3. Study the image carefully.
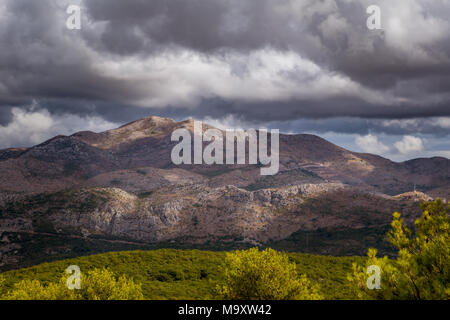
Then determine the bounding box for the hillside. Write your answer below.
[0,183,424,271]
[0,249,366,300]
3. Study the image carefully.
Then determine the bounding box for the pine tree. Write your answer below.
[349,199,449,299]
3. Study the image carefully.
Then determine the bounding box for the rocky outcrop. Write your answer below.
[0,183,424,247]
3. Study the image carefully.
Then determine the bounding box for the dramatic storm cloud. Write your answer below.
[0,0,449,160]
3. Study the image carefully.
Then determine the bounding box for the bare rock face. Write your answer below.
[0,182,424,248]
[252,183,345,205]
[153,199,185,225]
[393,191,433,202]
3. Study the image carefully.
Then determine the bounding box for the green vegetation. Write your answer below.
[2,200,447,300]
[0,249,364,300]
[0,276,5,297]
[137,191,153,199]
[216,248,322,300]
[269,225,394,257]
[3,268,143,300]
[136,169,147,175]
[350,199,449,300]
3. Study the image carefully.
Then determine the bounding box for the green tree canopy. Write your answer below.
[216,247,322,300]
[349,199,449,300]
[2,268,143,300]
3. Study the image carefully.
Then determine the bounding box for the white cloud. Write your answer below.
[434,117,450,129]
[394,135,424,155]
[382,0,450,60]
[91,48,390,108]
[355,134,390,154]
[378,117,450,135]
[433,150,450,158]
[199,115,252,131]
[0,107,118,148]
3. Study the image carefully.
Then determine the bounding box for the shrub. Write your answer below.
[1,268,143,300]
[0,276,6,297]
[216,248,322,300]
[3,277,77,300]
[79,269,143,300]
[138,191,153,198]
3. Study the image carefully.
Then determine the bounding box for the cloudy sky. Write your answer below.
[0,0,449,161]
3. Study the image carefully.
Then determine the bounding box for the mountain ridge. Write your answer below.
[0,115,448,270]
[0,115,448,197]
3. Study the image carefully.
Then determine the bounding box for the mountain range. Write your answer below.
[0,116,448,271]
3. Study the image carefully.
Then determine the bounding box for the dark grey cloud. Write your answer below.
[81,0,450,89]
[0,106,12,126]
[0,0,449,157]
[0,0,147,107]
[38,99,158,124]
